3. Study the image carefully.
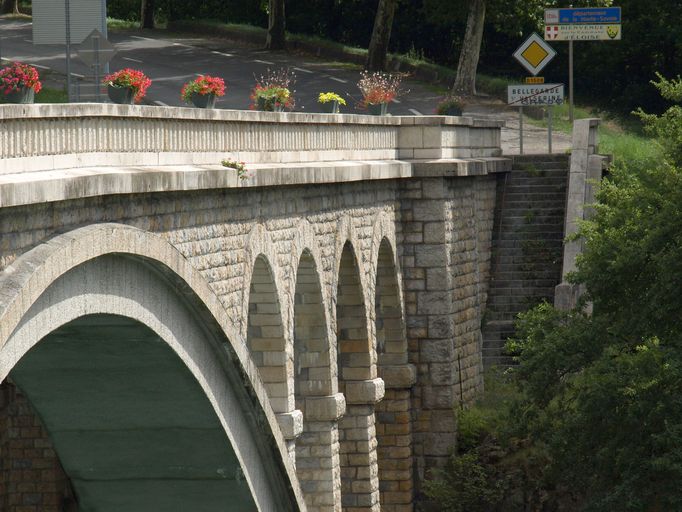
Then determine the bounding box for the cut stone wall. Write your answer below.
[0,105,509,510]
[398,175,498,486]
[0,382,72,512]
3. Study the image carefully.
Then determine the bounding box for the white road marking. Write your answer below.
[172,42,190,47]
[70,73,85,78]
[23,39,32,43]
[32,64,50,70]
[393,99,401,104]
[154,100,168,106]
[327,76,347,83]
[130,35,156,41]
[212,51,234,57]
[294,67,313,74]
[254,59,275,65]
[409,108,422,116]
[122,57,143,63]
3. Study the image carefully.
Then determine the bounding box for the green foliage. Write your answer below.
[634,74,682,167]
[428,80,682,511]
[508,80,682,510]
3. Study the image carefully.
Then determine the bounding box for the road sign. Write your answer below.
[77,29,116,67]
[525,77,545,84]
[513,33,556,76]
[507,84,564,106]
[545,7,621,25]
[545,24,621,41]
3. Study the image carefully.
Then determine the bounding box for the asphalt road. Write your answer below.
[0,18,572,153]
[0,19,443,115]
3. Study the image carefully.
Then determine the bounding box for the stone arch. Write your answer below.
[0,224,304,512]
[373,237,415,512]
[336,240,384,512]
[245,253,292,415]
[292,246,344,511]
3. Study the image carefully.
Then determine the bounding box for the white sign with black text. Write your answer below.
[507,84,565,106]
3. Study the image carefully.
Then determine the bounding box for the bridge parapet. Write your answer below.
[0,104,502,174]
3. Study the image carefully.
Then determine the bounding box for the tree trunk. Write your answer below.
[452,0,486,96]
[366,0,398,71]
[265,0,286,50]
[141,0,155,29]
[0,0,19,15]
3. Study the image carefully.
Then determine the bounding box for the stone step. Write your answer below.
[502,199,570,210]
[489,278,558,289]
[494,231,565,242]
[503,185,567,195]
[488,286,556,297]
[507,176,568,186]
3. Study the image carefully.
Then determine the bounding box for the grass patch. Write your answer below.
[524,102,661,168]
[35,87,68,103]
[107,17,140,30]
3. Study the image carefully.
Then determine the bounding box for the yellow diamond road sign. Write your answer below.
[513,32,556,76]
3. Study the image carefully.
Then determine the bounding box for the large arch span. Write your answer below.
[0,224,305,511]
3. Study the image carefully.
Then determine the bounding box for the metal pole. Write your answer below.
[65,0,72,102]
[94,36,101,102]
[568,39,574,123]
[102,0,110,74]
[519,106,524,155]
[547,107,552,151]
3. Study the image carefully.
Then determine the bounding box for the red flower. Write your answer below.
[103,68,152,103]
[180,75,226,103]
[0,62,42,95]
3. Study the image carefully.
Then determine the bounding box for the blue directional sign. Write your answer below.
[557,7,621,24]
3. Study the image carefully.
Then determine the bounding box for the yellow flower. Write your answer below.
[318,92,347,106]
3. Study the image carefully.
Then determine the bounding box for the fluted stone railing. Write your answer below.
[0,104,503,174]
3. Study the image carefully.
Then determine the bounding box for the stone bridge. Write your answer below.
[0,104,510,511]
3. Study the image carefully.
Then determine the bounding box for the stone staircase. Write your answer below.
[482,154,570,368]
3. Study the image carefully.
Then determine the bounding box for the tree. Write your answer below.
[451,0,486,95]
[1,0,19,15]
[265,0,286,50]
[141,0,155,29]
[366,0,398,71]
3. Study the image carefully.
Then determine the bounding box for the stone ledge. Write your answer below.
[379,365,417,389]
[0,103,504,128]
[345,378,385,404]
[276,410,304,440]
[0,158,510,208]
[304,393,346,421]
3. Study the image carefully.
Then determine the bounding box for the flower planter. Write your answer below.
[190,92,217,109]
[368,102,388,116]
[441,106,463,116]
[257,96,285,112]
[321,100,340,114]
[107,85,135,105]
[4,87,35,104]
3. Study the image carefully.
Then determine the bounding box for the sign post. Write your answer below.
[65,0,72,102]
[544,6,621,121]
[511,34,559,154]
[77,29,116,102]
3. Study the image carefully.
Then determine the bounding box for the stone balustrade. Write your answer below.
[0,104,503,174]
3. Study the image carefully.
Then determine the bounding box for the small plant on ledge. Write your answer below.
[181,75,226,109]
[318,92,347,113]
[222,159,249,180]
[357,70,407,115]
[250,68,296,112]
[0,62,42,104]
[102,68,151,104]
[435,96,465,116]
